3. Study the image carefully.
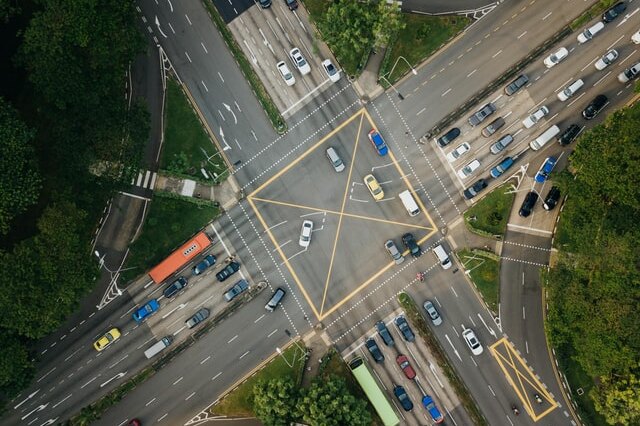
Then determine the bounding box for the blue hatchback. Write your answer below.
[132,299,159,323]
[422,394,444,423]
[193,254,216,275]
[534,156,557,183]
[490,156,515,178]
[367,130,388,156]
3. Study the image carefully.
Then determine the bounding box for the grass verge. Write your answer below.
[457,249,500,313]
[464,183,515,238]
[212,343,306,416]
[380,14,470,85]
[121,192,219,283]
[161,79,227,183]
[570,0,617,30]
[398,292,487,426]
[202,1,286,134]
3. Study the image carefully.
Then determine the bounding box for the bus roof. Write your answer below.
[149,232,212,284]
[349,357,400,426]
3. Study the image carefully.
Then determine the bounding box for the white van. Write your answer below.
[529,125,560,151]
[577,21,605,44]
[398,190,420,216]
[557,79,584,101]
[433,244,452,269]
[144,336,173,359]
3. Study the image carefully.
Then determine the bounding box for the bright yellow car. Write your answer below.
[364,174,384,201]
[93,328,121,351]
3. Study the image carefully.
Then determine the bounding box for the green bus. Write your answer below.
[349,357,400,426]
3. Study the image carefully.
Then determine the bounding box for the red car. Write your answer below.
[396,354,416,379]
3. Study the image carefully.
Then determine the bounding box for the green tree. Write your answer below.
[297,376,371,426]
[0,331,35,397]
[592,374,640,425]
[372,0,404,48]
[0,97,41,235]
[253,378,298,426]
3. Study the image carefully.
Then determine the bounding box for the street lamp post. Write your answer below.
[378,75,404,100]
[389,55,418,79]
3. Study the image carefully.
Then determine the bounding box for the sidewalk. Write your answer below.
[352,48,386,101]
[153,173,242,211]
[300,329,332,388]
[446,215,503,256]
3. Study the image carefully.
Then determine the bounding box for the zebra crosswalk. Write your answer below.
[131,170,157,190]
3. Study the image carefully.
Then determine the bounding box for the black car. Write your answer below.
[402,233,421,257]
[557,124,581,145]
[505,74,529,96]
[216,261,240,282]
[602,1,626,22]
[365,338,385,363]
[393,385,414,412]
[464,178,488,200]
[394,316,415,342]
[436,127,460,147]
[376,320,395,346]
[283,0,298,10]
[519,191,539,217]
[163,276,187,298]
[543,186,561,211]
[582,94,608,120]
[468,103,496,126]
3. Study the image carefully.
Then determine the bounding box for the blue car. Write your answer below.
[193,254,216,275]
[534,156,557,183]
[422,394,444,423]
[132,299,159,322]
[367,129,388,156]
[394,385,414,411]
[490,156,515,178]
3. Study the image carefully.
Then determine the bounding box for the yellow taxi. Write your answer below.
[364,174,384,201]
[93,327,121,351]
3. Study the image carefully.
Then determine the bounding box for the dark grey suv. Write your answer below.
[468,103,496,126]
[163,277,187,298]
[505,74,529,95]
[186,308,210,328]
[376,320,395,346]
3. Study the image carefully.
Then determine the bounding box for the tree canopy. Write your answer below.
[297,376,371,426]
[253,378,297,426]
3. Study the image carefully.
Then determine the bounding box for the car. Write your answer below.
[194,254,216,275]
[365,337,385,363]
[522,106,550,129]
[393,385,414,412]
[376,320,395,346]
[618,62,640,83]
[519,191,539,217]
[543,186,561,210]
[602,1,626,22]
[482,117,505,137]
[633,29,640,44]
[435,127,460,147]
[276,61,295,86]
[364,174,384,201]
[582,94,608,120]
[186,308,210,328]
[446,142,471,162]
[396,354,416,379]
[423,300,443,326]
[490,157,514,178]
[216,261,240,282]
[462,328,483,355]
[127,420,142,426]
[422,395,445,423]
[401,233,421,258]
[321,59,340,82]
[595,49,619,70]
[578,21,605,43]
[299,220,313,247]
[384,239,404,265]
[325,146,345,172]
[394,316,415,342]
[289,47,310,75]
[535,156,557,183]
[132,299,160,323]
[558,79,584,101]
[94,328,121,351]
[283,0,298,10]
[163,276,188,298]
[224,279,249,302]
[504,74,529,95]
[468,103,496,126]
[544,47,569,68]
[367,130,388,156]
[557,124,581,145]
[457,159,481,179]
[463,178,488,200]
[258,0,272,8]
[489,134,514,154]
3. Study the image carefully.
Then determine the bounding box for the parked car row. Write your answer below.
[276,47,341,87]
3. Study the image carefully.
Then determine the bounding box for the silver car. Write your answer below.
[385,240,405,265]
[423,300,442,326]
[186,308,210,329]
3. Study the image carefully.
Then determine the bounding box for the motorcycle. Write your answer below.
[511,405,520,416]
[534,393,543,404]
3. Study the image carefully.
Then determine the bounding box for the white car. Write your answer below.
[543,47,569,68]
[633,29,640,44]
[457,159,480,179]
[595,49,619,70]
[618,62,640,83]
[289,48,310,75]
[446,142,471,163]
[276,61,295,86]
[298,220,313,247]
[462,328,483,355]
[321,59,341,82]
[522,105,550,128]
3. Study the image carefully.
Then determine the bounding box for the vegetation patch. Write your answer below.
[457,249,500,313]
[121,192,219,283]
[570,0,617,30]
[464,183,515,238]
